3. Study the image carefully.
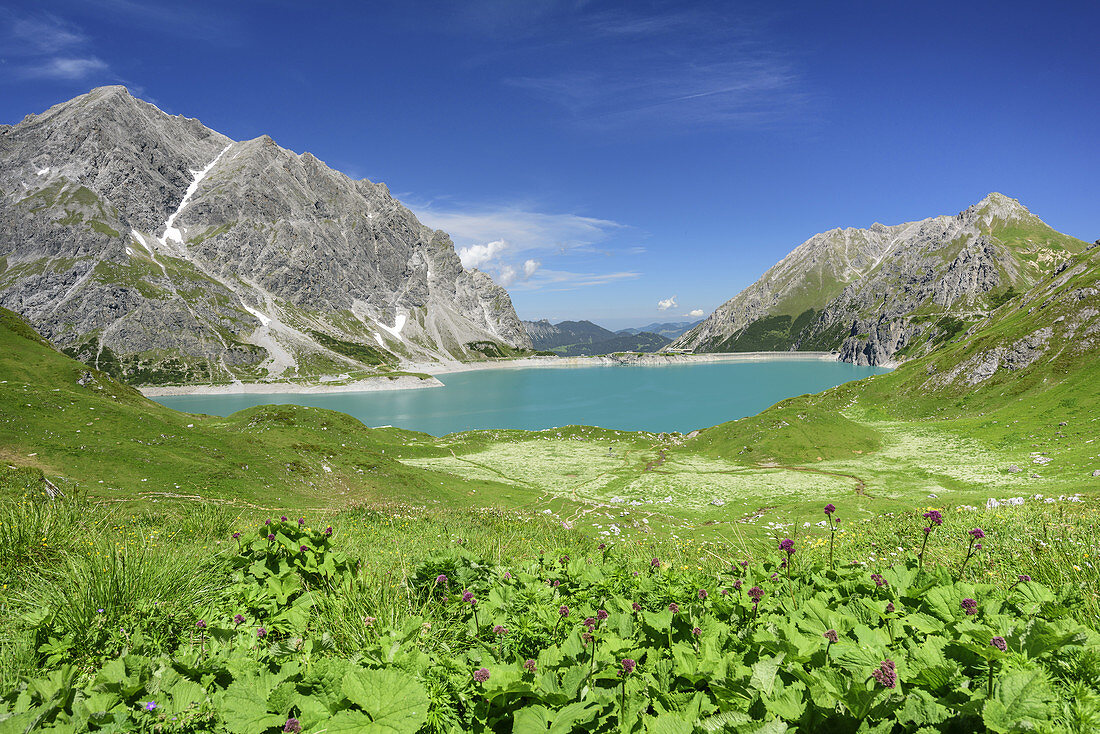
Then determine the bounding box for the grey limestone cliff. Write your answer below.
[0,86,530,384]
[669,193,1087,365]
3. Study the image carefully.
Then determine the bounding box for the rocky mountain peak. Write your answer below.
[670,194,1087,366]
[0,87,531,385]
[959,192,1035,228]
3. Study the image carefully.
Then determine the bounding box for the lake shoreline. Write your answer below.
[139,351,848,398]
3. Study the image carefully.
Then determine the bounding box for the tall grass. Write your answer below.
[0,497,94,582]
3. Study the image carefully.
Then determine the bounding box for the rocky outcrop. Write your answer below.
[0,87,529,384]
[920,245,1100,389]
[670,193,1087,365]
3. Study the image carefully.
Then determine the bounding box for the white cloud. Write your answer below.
[0,10,113,82]
[20,56,108,80]
[458,239,508,269]
[497,264,518,286]
[523,259,541,278]
[513,269,641,292]
[657,295,677,311]
[688,308,705,318]
[412,204,625,257]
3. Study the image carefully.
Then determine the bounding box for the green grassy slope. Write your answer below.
[3,231,1099,548]
[682,246,1100,486]
[0,307,560,513]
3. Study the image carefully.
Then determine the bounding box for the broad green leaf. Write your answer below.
[645,713,694,734]
[897,688,949,726]
[762,681,806,720]
[749,653,785,698]
[982,668,1055,733]
[218,673,286,734]
[341,667,428,734]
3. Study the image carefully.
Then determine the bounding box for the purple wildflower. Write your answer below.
[720,588,730,596]
[824,629,838,643]
[559,605,570,617]
[651,558,660,568]
[503,571,512,579]
[195,620,206,629]
[473,668,490,683]
[461,590,474,603]
[748,586,764,603]
[923,527,932,535]
[299,545,307,552]
[598,543,606,550]
[739,560,749,568]
[824,503,836,515]
[584,617,597,630]
[779,538,795,556]
[493,625,508,636]
[990,636,1007,652]
[280,516,287,522]
[923,510,943,526]
[668,602,680,613]
[698,589,708,600]
[1018,574,1031,582]
[298,518,305,526]
[621,658,636,675]
[596,609,609,621]
[144,701,157,711]
[693,626,701,636]
[552,580,561,587]
[523,659,537,673]
[886,602,895,613]
[872,660,897,689]
[233,614,245,626]
[267,533,275,541]
[256,627,267,638]
[265,519,272,525]
[631,602,642,612]
[871,573,888,587]
[324,526,333,536]
[961,598,978,616]
[284,718,301,734]
[232,532,240,539]
[732,579,743,591]
[436,574,448,584]
[970,528,986,539]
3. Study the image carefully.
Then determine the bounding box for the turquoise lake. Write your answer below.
[151,360,889,436]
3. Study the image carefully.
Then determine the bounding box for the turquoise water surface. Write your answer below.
[151,360,889,436]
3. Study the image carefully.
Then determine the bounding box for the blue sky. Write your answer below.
[2,1,1097,329]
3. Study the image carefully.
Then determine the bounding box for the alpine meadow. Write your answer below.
[1,2,1099,733]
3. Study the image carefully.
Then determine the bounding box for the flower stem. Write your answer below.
[958,538,976,580]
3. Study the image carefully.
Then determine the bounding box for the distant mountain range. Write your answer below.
[617,320,702,339]
[521,319,672,356]
[0,86,530,385]
[669,193,1089,365]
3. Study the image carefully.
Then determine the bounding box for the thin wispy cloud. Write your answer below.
[489,4,807,131]
[510,57,803,130]
[20,56,109,80]
[515,269,641,292]
[410,199,640,291]
[0,9,110,82]
[413,203,626,257]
